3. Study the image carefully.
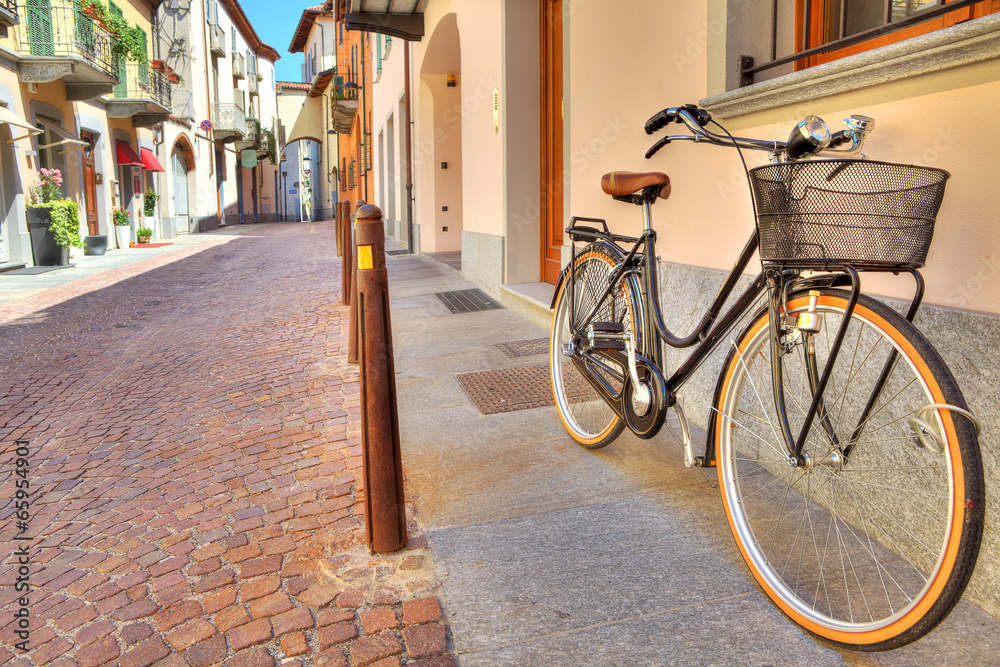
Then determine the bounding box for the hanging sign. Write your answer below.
[241,149,258,168]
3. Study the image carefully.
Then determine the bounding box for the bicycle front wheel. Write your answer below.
[550,243,642,449]
[715,289,984,650]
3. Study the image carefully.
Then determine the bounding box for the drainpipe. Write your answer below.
[404,40,414,253]
[201,0,220,225]
[360,35,368,202]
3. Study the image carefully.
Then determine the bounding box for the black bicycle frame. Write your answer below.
[564,215,923,466]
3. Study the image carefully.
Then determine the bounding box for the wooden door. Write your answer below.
[81,132,99,236]
[540,0,563,285]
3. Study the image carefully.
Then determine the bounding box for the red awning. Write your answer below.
[140,147,166,172]
[115,140,143,166]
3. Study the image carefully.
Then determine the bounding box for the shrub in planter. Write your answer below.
[26,169,82,265]
[142,188,159,217]
[137,227,153,243]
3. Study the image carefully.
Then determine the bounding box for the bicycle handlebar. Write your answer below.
[643,104,873,161]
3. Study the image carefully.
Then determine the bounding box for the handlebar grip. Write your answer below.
[645,136,671,159]
[644,109,676,135]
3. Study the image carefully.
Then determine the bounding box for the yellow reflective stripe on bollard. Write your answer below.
[357,245,374,270]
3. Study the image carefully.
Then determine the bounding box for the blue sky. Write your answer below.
[240,0,306,83]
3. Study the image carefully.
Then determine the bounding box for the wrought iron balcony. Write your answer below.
[232,51,245,80]
[107,62,171,127]
[0,0,18,32]
[212,102,245,142]
[332,59,359,134]
[209,22,225,56]
[13,2,118,100]
[235,116,257,150]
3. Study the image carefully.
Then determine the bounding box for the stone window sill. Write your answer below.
[701,14,1000,119]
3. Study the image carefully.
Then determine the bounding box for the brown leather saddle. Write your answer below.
[601,171,671,201]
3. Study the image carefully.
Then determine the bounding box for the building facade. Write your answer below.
[361,0,1000,621]
[154,0,280,236]
[0,0,171,265]
[279,1,372,223]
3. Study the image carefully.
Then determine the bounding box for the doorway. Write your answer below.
[81,131,99,235]
[540,0,564,285]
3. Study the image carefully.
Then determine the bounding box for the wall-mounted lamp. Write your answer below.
[447,75,456,87]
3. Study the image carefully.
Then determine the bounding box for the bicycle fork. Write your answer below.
[767,268,860,467]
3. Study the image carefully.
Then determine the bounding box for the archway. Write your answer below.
[419,13,462,261]
[170,135,195,235]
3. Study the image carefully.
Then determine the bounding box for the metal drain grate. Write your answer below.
[457,364,593,415]
[435,289,504,314]
[496,338,549,358]
[386,249,409,256]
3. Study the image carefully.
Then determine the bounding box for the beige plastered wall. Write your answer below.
[412,2,504,253]
[371,35,407,238]
[568,1,1000,315]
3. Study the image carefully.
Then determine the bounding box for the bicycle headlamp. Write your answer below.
[785,115,832,159]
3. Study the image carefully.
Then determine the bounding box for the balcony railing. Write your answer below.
[247,74,258,96]
[209,22,225,56]
[232,51,245,79]
[212,102,245,138]
[334,59,360,101]
[1,0,19,29]
[332,58,360,134]
[236,115,257,150]
[112,62,170,108]
[14,3,117,80]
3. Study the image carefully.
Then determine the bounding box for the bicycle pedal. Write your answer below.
[586,322,627,350]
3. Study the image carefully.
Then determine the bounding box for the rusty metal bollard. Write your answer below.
[348,200,366,363]
[342,200,353,308]
[335,201,343,258]
[355,203,408,553]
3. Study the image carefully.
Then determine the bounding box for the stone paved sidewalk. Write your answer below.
[0,223,457,666]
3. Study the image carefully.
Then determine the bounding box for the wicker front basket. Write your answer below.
[749,159,949,270]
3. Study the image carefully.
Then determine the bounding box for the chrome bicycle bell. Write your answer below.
[785,115,832,159]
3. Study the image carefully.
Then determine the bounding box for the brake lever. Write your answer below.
[645,135,671,159]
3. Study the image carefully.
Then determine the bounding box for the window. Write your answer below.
[797,0,1000,69]
[34,118,68,196]
[735,0,1000,87]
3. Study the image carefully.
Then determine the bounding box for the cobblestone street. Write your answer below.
[0,223,455,667]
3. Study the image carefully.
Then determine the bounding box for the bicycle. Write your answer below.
[548,104,985,651]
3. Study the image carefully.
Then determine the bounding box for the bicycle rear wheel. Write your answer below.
[715,289,984,650]
[549,243,641,449]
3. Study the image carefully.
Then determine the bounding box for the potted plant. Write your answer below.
[81,0,104,24]
[84,1,146,63]
[256,73,263,82]
[142,188,158,230]
[25,168,83,265]
[152,59,167,72]
[136,227,153,244]
[112,206,132,250]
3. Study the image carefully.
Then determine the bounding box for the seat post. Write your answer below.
[642,200,653,231]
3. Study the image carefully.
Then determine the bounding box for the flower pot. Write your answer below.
[168,72,180,84]
[26,208,68,266]
[84,235,108,256]
[114,225,132,250]
[152,59,167,72]
[137,235,152,244]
